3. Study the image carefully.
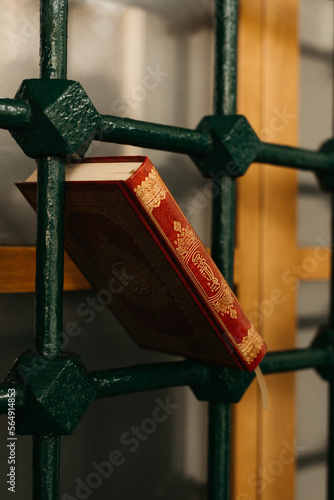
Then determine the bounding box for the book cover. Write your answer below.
[17,156,266,371]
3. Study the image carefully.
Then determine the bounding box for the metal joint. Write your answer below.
[191,114,263,178]
[10,79,101,159]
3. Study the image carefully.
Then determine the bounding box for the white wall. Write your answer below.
[297,1,333,498]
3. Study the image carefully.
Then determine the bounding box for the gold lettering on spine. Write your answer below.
[174,221,237,319]
[134,168,168,213]
[238,325,264,365]
[192,251,220,293]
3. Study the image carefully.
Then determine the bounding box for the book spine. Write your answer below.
[124,158,266,372]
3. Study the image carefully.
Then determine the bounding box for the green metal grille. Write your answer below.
[1,0,334,499]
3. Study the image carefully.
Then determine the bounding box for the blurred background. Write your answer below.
[0,0,332,498]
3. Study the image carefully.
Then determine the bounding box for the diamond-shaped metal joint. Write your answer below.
[311,325,334,382]
[190,364,254,403]
[10,79,101,159]
[5,351,96,435]
[316,139,334,192]
[191,115,263,178]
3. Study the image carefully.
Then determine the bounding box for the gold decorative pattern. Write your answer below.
[173,221,197,260]
[211,285,237,318]
[134,168,168,213]
[192,250,220,293]
[238,325,264,365]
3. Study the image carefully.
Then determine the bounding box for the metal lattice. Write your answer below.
[1,1,334,499]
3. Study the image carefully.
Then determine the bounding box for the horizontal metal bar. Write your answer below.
[91,360,210,398]
[256,142,334,172]
[0,348,331,415]
[1,105,332,176]
[98,116,334,175]
[0,99,31,129]
[261,347,333,374]
[91,348,333,399]
[97,115,213,156]
[0,384,24,414]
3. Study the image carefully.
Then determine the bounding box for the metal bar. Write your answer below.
[328,381,334,499]
[34,157,66,359]
[40,0,68,79]
[32,2,69,499]
[207,1,239,499]
[98,115,213,156]
[261,348,334,374]
[209,0,238,280]
[328,196,334,500]
[0,347,331,413]
[0,99,31,129]
[91,361,210,398]
[0,384,24,414]
[0,386,10,414]
[256,142,334,172]
[91,348,334,400]
[33,436,60,500]
[1,98,333,177]
[330,197,334,328]
[208,402,231,500]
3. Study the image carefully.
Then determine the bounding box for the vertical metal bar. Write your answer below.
[33,436,60,500]
[211,0,238,280]
[208,401,231,500]
[34,156,66,359]
[33,2,68,499]
[208,1,239,500]
[40,0,68,79]
[328,380,334,499]
[328,197,334,500]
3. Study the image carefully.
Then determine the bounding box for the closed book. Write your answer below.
[17,156,266,371]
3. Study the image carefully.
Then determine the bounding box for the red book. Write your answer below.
[17,156,266,371]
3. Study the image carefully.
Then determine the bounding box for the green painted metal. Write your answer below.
[1,0,334,497]
[192,366,253,403]
[208,402,231,500]
[35,156,65,360]
[3,95,334,178]
[7,351,96,435]
[91,361,253,403]
[11,79,101,158]
[1,346,332,417]
[211,0,238,282]
[207,1,239,499]
[31,1,69,498]
[0,384,24,414]
[40,0,68,79]
[261,348,334,374]
[99,114,213,156]
[317,140,334,191]
[0,99,31,129]
[92,361,210,398]
[311,326,334,382]
[33,436,60,500]
[328,382,334,499]
[193,114,262,177]
[256,142,334,173]
[327,197,334,500]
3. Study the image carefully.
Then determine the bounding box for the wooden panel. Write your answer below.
[235,247,330,284]
[1,241,329,295]
[233,0,299,498]
[295,247,331,281]
[0,247,91,293]
[232,0,263,497]
[261,0,298,494]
